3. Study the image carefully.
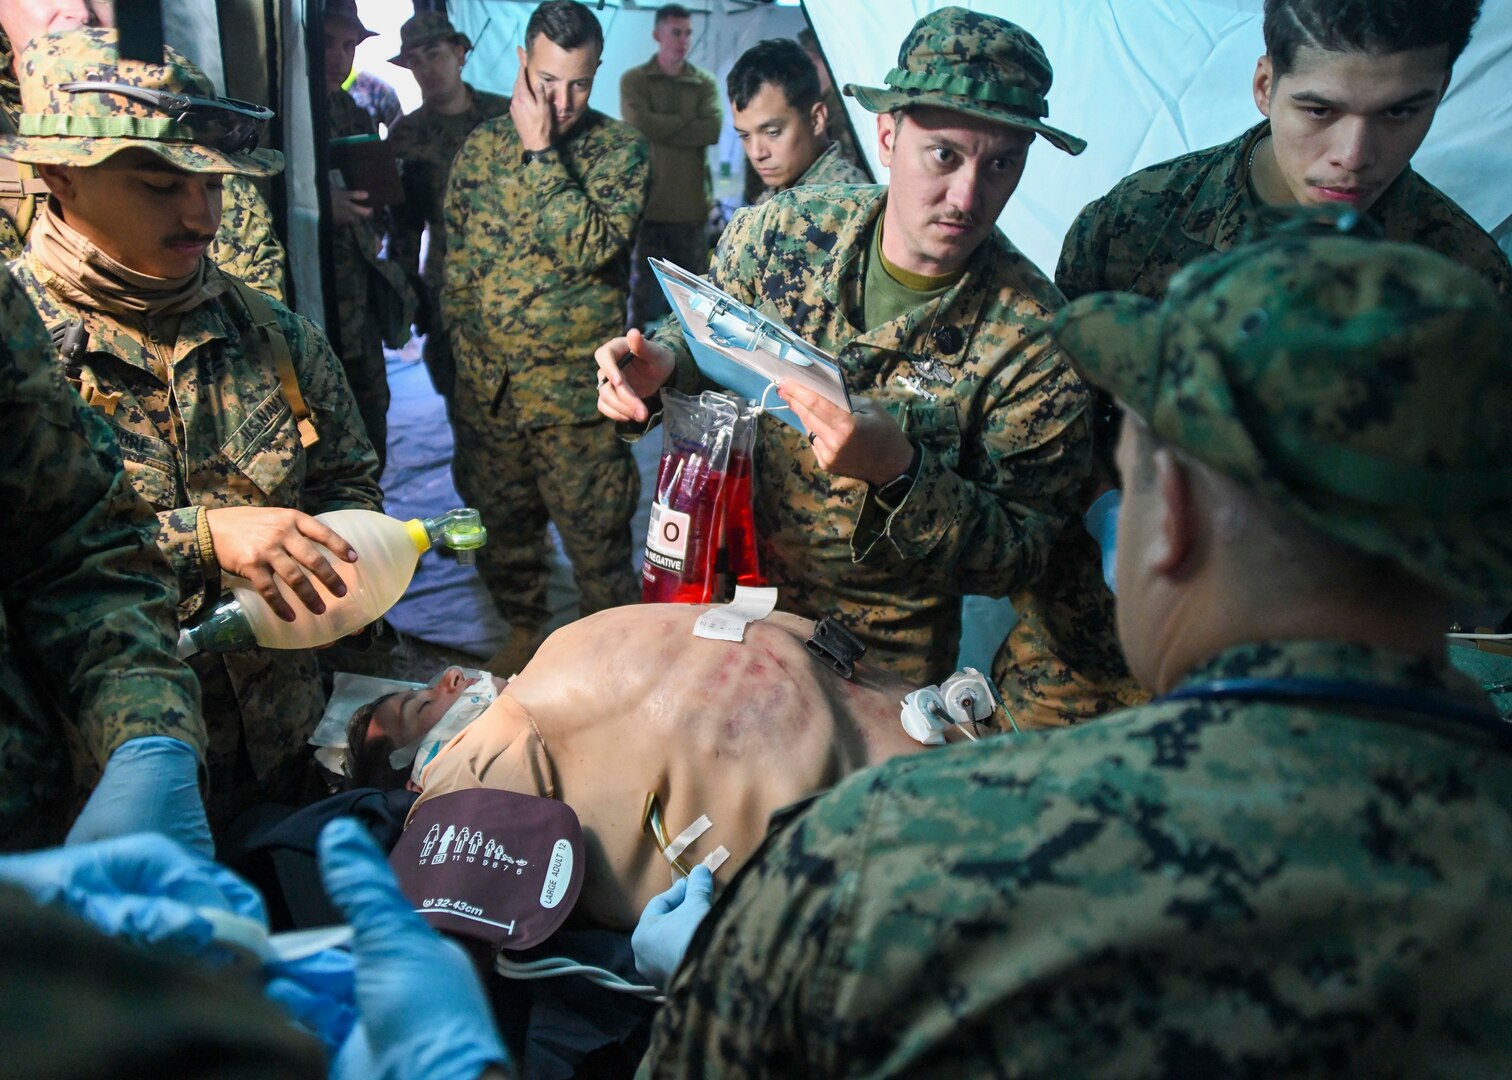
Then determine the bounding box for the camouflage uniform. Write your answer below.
[620,55,721,329]
[752,140,870,206]
[0,267,203,852]
[0,30,287,296]
[386,82,509,399]
[1056,121,1512,310]
[2,30,383,829]
[443,109,649,631]
[642,228,1512,1078]
[327,87,413,472]
[654,183,1090,687]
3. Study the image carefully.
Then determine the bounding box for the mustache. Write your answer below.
[164,232,215,246]
[934,212,978,227]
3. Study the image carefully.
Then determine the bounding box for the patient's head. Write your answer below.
[345,667,506,789]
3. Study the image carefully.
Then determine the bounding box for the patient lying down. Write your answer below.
[356,604,988,931]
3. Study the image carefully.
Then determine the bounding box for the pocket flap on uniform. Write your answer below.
[221,387,300,497]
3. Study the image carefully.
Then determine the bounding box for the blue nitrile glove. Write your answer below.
[0,833,265,959]
[632,864,714,989]
[1083,488,1122,596]
[265,945,360,1056]
[67,735,212,859]
[317,817,510,1080]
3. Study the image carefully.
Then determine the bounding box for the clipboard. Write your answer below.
[649,258,851,436]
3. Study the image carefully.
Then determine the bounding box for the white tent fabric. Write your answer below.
[808,0,1512,278]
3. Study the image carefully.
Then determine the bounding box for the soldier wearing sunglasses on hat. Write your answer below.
[597,8,1141,724]
[0,1,288,302]
[0,28,382,834]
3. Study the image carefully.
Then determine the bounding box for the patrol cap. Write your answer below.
[389,12,471,67]
[844,6,1085,156]
[324,0,376,41]
[1053,220,1512,602]
[0,28,282,177]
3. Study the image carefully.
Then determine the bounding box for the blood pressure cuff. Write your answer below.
[390,789,585,951]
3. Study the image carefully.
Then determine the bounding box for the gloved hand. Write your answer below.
[66,736,213,858]
[632,864,714,989]
[0,832,265,958]
[265,945,359,1056]
[318,817,510,1080]
[1083,487,1122,596]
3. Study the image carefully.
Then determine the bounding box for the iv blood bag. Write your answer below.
[643,391,737,604]
[723,407,764,589]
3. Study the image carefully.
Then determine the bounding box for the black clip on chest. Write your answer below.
[805,617,866,681]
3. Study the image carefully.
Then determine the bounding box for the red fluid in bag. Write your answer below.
[722,448,764,588]
[642,449,727,604]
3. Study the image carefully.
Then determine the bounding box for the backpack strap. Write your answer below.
[233,280,318,447]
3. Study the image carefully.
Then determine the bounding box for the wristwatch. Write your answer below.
[874,444,922,507]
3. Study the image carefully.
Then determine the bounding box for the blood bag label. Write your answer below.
[646,501,691,573]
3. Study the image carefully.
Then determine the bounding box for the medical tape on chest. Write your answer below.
[693,585,778,642]
[642,792,731,876]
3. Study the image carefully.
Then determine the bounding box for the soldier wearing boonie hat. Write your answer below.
[637,221,1512,1076]
[384,11,508,403]
[595,6,1139,725]
[389,11,472,65]
[0,7,286,296]
[842,4,1086,155]
[3,28,382,835]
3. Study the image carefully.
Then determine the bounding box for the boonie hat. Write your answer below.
[323,0,377,42]
[1053,215,1512,602]
[844,6,1085,156]
[0,28,281,177]
[389,12,471,67]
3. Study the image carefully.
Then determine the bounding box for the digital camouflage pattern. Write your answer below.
[993,523,1147,727]
[753,139,870,207]
[442,109,648,626]
[388,12,470,64]
[327,86,412,469]
[1055,230,1512,603]
[0,267,202,851]
[643,639,1512,1077]
[1056,122,1512,311]
[10,254,382,828]
[450,395,640,630]
[0,31,287,293]
[0,28,280,175]
[211,175,286,303]
[629,220,708,330]
[843,6,1085,156]
[653,184,1094,687]
[385,82,509,396]
[386,84,510,294]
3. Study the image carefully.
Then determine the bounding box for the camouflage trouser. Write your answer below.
[337,319,390,477]
[628,221,709,331]
[452,390,640,629]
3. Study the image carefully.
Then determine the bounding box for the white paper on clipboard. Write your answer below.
[648,258,851,436]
